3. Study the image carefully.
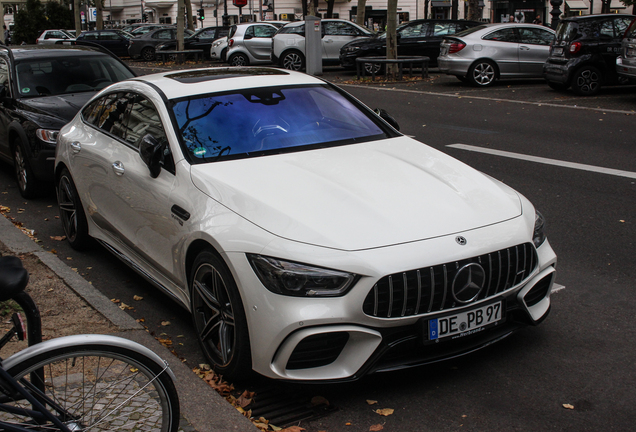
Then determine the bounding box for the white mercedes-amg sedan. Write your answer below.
[55,67,557,382]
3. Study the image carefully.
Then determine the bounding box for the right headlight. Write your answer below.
[533,210,546,248]
[247,254,359,297]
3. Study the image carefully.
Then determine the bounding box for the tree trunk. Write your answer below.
[74,0,81,34]
[96,0,103,30]
[326,0,334,18]
[452,0,458,19]
[356,0,366,28]
[185,0,194,30]
[177,0,185,51]
[467,0,480,21]
[386,0,398,79]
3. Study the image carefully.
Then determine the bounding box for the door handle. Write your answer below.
[70,141,81,154]
[112,161,125,176]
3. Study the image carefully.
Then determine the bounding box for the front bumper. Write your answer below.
[229,215,557,382]
[616,56,636,79]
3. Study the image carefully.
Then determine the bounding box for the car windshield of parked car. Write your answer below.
[172,84,389,163]
[15,55,134,97]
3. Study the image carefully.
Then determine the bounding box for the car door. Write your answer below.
[322,21,366,61]
[600,17,633,76]
[396,22,430,57]
[74,91,183,286]
[0,57,11,161]
[243,25,277,61]
[481,27,520,75]
[516,27,554,76]
[99,31,125,56]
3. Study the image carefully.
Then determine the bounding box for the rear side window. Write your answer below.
[555,21,580,42]
[483,28,517,42]
[626,19,636,39]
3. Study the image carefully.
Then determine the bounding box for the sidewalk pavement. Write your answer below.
[0,214,257,431]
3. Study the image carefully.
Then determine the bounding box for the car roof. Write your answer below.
[561,13,635,21]
[2,44,111,60]
[128,67,325,100]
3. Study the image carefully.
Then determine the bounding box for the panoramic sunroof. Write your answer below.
[167,68,289,83]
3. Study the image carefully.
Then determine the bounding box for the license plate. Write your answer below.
[553,47,563,55]
[428,301,502,341]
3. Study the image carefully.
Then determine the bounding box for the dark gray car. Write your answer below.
[128,28,193,61]
[75,30,133,57]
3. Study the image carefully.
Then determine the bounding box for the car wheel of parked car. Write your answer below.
[571,66,602,96]
[221,48,227,62]
[56,168,91,250]
[547,81,568,91]
[229,53,249,66]
[141,47,156,61]
[12,139,41,199]
[468,60,497,87]
[364,62,383,75]
[281,51,305,71]
[190,249,252,381]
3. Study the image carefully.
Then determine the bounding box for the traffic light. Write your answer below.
[198,8,204,20]
[142,13,148,22]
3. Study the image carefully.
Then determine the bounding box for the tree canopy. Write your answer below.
[13,0,74,44]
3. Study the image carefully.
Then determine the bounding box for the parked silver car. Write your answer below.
[616,18,636,81]
[226,22,278,66]
[438,23,555,87]
[36,29,74,44]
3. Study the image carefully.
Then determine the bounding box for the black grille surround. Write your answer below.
[363,243,538,319]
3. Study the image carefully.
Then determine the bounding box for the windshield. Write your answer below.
[172,84,391,163]
[16,55,134,97]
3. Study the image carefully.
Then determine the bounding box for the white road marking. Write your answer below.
[551,284,566,294]
[447,144,636,180]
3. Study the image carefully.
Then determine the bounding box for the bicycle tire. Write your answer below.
[0,337,180,431]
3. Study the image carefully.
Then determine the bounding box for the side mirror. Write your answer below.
[374,108,400,131]
[139,134,165,178]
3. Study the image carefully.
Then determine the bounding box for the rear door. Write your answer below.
[322,21,367,61]
[516,27,555,76]
[397,22,430,57]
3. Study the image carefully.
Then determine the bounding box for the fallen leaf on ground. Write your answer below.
[366,400,378,405]
[280,427,305,432]
[563,404,574,410]
[50,235,66,241]
[161,321,171,326]
[119,302,134,310]
[370,425,384,431]
[133,295,143,301]
[375,408,394,416]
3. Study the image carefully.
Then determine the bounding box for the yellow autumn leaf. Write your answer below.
[375,408,394,416]
[563,404,574,410]
[133,295,143,301]
[366,400,378,405]
[369,425,384,431]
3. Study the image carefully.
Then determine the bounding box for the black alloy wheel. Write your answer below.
[281,51,305,71]
[13,139,40,199]
[56,168,91,250]
[141,47,156,61]
[190,250,251,381]
[571,66,602,96]
[229,53,249,66]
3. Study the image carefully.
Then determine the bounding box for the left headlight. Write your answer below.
[247,254,359,297]
[35,129,59,145]
[533,210,546,248]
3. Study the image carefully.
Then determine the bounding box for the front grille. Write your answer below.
[286,332,349,370]
[363,243,537,319]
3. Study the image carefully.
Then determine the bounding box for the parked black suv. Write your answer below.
[0,44,135,197]
[543,14,635,95]
[340,19,481,72]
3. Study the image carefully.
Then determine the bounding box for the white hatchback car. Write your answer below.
[272,19,374,70]
[55,67,557,382]
[36,29,75,44]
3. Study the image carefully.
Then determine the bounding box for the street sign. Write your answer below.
[89,7,96,22]
[232,0,247,6]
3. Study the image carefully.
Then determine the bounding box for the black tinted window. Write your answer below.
[518,28,554,45]
[483,28,517,42]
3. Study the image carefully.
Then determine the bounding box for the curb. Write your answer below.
[0,215,257,431]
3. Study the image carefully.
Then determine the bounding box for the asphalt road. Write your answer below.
[1,67,635,431]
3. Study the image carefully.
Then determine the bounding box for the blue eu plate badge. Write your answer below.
[429,318,439,340]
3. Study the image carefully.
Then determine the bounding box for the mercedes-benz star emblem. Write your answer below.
[456,236,467,245]
[452,263,486,304]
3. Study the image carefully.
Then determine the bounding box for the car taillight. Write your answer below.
[448,42,466,54]
[228,38,234,47]
[569,42,582,54]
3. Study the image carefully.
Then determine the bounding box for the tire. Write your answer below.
[221,48,227,62]
[190,249,252,381]
[2,343,180,431]
[281,50,305,71]
[229,53,249,66]
[141,46,156,61]
[364,62,383,75]
[57,168,91,250]
[12,138,41,199]
[468,60,497,87]
[547,80,568,91]
[571,65,602,96]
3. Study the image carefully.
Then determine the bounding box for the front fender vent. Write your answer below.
[363,243,537,319]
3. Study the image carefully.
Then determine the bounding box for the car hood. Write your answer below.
[190,137,522,251]
[18,93,94,127]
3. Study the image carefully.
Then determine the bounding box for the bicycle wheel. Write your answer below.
[0,336,180,431]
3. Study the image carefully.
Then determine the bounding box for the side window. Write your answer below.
[614,18,631,38]
[433,23,453,37]
[399,23,428,38]
[254,25,276,38]
[201,29,216,38]
[218,28,230,37]
[0,58,9,96]
[83,33,98,40]
[82,97,105,126]
[245,26,255,38]
[96,92,131,139]
[518,28,554,45]
[154,30,172,39]
[483,28,517,42]
[123,94,167,150]
[599,20,614,38]
[101,32,118,41]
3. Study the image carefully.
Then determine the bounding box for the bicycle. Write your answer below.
[0,255,181,431]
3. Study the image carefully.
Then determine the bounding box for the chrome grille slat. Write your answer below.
[363,243,538,319]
